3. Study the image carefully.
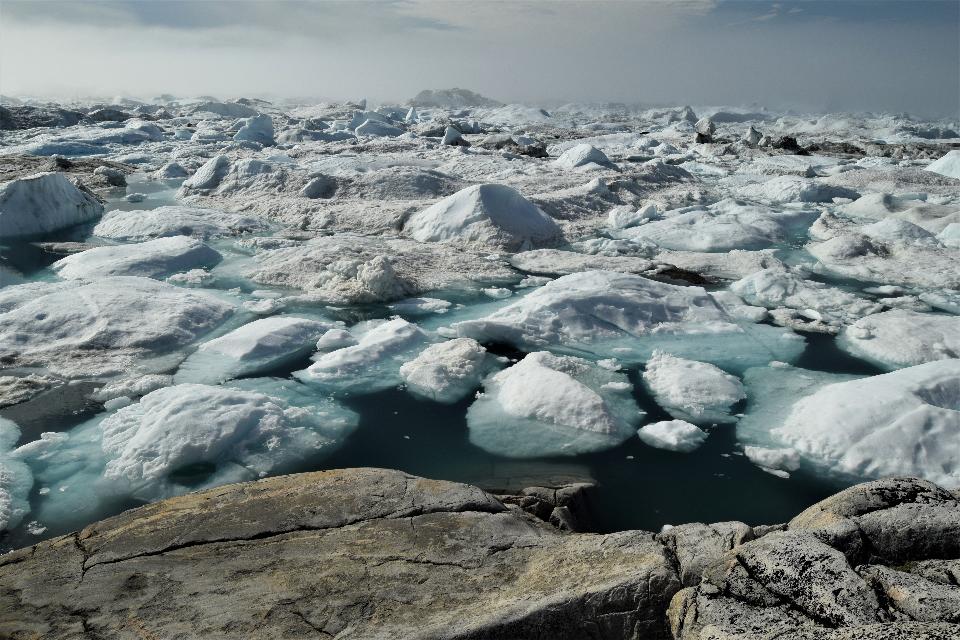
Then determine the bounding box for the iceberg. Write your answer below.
[0,277,234,379]
[642,351,745,425]
[839,310,960,370]
[637,420,708,453]
[51,236,222,280]
[466,351,642,457]
[399,338,501,404]
[93,205,269,241]
[452,270,805,372]
[176,316,337,384]
[0,172,104,238]
[404,184,560,250]
[295,318,432,395]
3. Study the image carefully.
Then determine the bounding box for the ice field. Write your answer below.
[1,92,958,549]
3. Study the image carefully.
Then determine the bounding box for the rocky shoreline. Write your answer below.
[0,469,956,639]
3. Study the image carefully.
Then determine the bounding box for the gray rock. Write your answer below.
[657,521,754,586]
[789,476,960,563]
[0,468,680,640]
[858,564,960,623]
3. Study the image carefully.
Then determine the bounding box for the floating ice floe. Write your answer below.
[838,193,960,235]
[176,315,337,384]
[0,277,234,379]
[51,236,222,280]
[0,172,104,238]
[642,351,745,425]
[838,309,960,370]
[16,379,358,529]
[452,270,804,372]
[806,216,960,288]
[403,184,561,250]
[467,351,642,457]
[637,420,708,453]
[295,318,432,395]
[736,175,859,205]
[399,338,501,404]
[240,233,518,304]
[93,205,269,241]
[730,266,883,331]
[509,249,656,277]
[738,360,960,485]
[615,199,817,252]
[0,418,32,531]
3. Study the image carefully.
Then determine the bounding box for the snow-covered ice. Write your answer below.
[399,337,500,403]
[51,236,222,280]
[838,309,960,370]
[403,184,561,250]
[452,270,805,371]
[467,351,642,457]
[642,351,745,425]
[0,172,104,237]
[637,420,708,453]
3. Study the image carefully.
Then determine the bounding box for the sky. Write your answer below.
[0,0,957,117]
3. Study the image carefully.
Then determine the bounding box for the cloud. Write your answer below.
[0,0,956,117]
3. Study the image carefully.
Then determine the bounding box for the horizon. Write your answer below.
[1,0,958,119]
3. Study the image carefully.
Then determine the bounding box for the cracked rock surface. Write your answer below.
[0,472,957,639]
[0,468,680,639]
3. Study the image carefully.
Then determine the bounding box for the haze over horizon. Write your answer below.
[1,0,958,118]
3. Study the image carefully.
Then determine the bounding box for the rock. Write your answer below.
[858,564,960,622]
[658,521,754,586]
[0,468,680,639]
[745,125,762,146]
[788,476,960,564]
[0,172,104,238]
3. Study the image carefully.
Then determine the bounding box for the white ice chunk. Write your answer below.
[93,205,268,241]
[925,150,960,179]
[51,236,221,280]
[0,172,104,238]
[467,351,642,457]
[0,277,234,379]
[176,316,336,384]
[839,309,960,370]
[399,338,499,403]
[731,267,883,326]
[554,143,612,170]
[642,351,745,425]
[617,199,816,252]
[452,270,805,372]
[295,318,431,394]
[404,184,560,250]
[637,420,708,453]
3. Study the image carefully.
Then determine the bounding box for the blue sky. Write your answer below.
[1,0,957,117]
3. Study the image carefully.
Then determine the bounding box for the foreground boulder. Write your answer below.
[0,473,956,639]
[0,468,680,639]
